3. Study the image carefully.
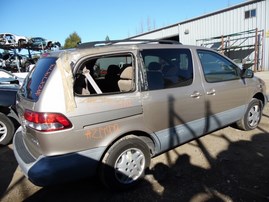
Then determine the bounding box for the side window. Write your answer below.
[74,54,134,96]
[197,50,240,83]
[140,49,193,90]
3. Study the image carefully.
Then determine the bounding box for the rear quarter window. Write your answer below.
[19,57,57,101]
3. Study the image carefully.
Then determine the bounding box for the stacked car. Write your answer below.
[27,37,61,51]
[0,33,28,49]
[0,52,39,72]
[0,33,61,72]
[0,33,61,50]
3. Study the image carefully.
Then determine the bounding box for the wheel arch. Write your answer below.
[253,92,266,108]
[100,130,159,163]
[0,107,17,145]
[0,106,20,127]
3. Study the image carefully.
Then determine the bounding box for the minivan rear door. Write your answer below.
[140,48,206,152]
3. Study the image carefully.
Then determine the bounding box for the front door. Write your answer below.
[197,49,247,131]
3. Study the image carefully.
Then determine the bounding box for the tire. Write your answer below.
[0,113,15,146]
[236,98,262,131]
[99,135,151,190]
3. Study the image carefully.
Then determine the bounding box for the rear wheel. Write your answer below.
[236,98,262,131]
[0,113,14,146]
[99,135,150,190]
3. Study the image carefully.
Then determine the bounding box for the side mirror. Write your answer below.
[241,68,254,78]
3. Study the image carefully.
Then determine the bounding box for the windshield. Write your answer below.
[19,57,57,101]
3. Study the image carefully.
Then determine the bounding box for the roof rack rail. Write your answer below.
[77,39,181,49]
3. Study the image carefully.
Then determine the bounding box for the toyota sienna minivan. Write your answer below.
[13,39,267,190]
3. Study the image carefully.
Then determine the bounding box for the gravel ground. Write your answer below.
[1,71,269,202]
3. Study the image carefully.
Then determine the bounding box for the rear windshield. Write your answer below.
[19,57,57,101]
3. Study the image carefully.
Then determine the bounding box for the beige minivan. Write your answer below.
[13,40,267,190]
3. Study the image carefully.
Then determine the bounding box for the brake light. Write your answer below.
[24,110,72,132]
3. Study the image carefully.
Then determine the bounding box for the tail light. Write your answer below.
[24,110,72,132]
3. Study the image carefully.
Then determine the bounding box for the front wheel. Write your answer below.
[0,113,15,146]
[236,98,262,131]
[99,135,150,190]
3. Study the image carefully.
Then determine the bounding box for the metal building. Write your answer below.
[130,0,269,71]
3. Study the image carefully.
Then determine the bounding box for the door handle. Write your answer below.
[191,91,201,98]
[206,88,216,96]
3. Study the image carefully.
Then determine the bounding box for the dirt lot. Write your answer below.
[0,103,269,202]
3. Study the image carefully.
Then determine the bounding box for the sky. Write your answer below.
[1,0,246,46]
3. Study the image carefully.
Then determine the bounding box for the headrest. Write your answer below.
[107,64,120,75]
[148,62,161,71]
[120,66,133,79]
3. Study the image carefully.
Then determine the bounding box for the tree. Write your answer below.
[64,32,81,49]
[136,17,157,34]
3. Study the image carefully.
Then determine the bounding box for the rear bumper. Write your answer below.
[13,126,106,186]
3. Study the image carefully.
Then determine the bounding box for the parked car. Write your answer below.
[28,37,61,50]
[13,39,267,190]
[0,33,28,49]
[0,68,24,85]
[1,52,38,72]
[0,69,20,145]
[2,53,27,72]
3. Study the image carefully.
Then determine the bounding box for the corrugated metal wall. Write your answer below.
[131,0,269,70]
[179,0,266,45]
[264,0,269,71]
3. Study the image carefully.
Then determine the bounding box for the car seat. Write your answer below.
[104,64,120,92]
[147,62,164,90]
[118,66,133,92]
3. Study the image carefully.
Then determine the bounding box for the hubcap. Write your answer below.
[0,121,7,142]
[114,148,145,184]
[248,104,260,127]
